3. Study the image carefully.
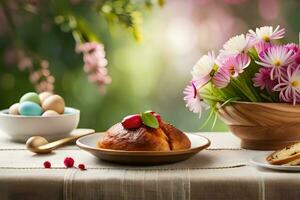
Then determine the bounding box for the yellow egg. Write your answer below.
[9,103,20,115]
[39,92,53,103]
[42,95,65,114]
[42,110,59,117]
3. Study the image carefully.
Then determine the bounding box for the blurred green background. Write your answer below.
[1,0,300,132]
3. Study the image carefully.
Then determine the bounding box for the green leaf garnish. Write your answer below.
[141,112,159,128]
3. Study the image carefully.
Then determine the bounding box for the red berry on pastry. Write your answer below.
[78,164,86,170]
[151,112,161,122]
[145,111,161,122]
[121,114,142,129]
[64,157,74,168]
[43,161,51,168]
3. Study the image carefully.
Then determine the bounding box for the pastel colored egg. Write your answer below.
[42,95,65,114]
[19,101,43,116]
[9,103,20,115]
[39,92,53,103]
[20,92,41,105]
[42,110,59,117]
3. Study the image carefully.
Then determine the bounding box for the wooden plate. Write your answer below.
[76,132,210,165]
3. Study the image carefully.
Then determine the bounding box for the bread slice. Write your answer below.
[283,158,300,166]
[266,142,300,165]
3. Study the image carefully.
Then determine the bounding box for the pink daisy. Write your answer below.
[295,51,300,64]
[254,41,272,59]
[191,51,216,88]
[216,34,250,65]
[183,81,206,117]
[212,67,231,88]
[212,54,250,88]
[285,43,299,53]
[273,64,300,105]
[252,67,277,92]
[285,43,300,64]
[247,25,285,44]
[256,45,294,80]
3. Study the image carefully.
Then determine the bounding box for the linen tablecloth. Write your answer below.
[0,132,299,200]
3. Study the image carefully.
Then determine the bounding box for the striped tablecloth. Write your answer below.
[0,132,299,200]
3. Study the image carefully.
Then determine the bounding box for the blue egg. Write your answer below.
[19,101,43,116]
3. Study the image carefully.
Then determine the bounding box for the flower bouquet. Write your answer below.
[184,26,300,150]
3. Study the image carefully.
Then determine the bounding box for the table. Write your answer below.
[0,132,299,200]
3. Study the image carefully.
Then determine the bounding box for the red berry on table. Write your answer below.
[78,164,86,170]
[64,157,74,168]
[43,161,51,168]
[121,114,142,129]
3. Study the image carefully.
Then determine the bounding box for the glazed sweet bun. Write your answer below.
[98,120,191,151]
[159,122,191,150]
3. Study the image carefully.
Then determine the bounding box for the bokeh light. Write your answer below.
[1,0,300,132]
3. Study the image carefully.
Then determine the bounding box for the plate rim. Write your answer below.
[76,132,211,156]
[250,154,300,171]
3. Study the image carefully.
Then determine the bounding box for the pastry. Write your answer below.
[266,142,300,165]
[98,111,191,151]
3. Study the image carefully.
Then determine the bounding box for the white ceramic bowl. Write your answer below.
[0,107,80,142]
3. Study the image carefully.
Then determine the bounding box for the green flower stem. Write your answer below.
[243,60,264,102]
[211,111,218,129]
[237,76,259,101]
[221,84,243,100]
[241,70,262,101]
[200,83,227,105]
[210,85,228,101]
[270,91,279,102]
[201,83,230,102]
[199,108,215,130]
[260,93,274,102]
[240,80,258,102]
[227,79,250,101]
[231,78,257,102]
[200,94,224,102]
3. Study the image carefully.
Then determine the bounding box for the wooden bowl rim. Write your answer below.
[226,101,300,107]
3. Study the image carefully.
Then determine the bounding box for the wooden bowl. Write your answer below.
[218,102,300,150]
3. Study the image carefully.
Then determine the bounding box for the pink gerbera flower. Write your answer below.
[183,81,206,117]
[285,43,299,53]
[212,53,250,88]
[256,45,294,80]
[252,67,277,92]
[212,67,231,88]
[191,51,216,88]
[285,43,300,64]
[273,64,300,105]
[216,34,250,65]
[247,25,285,43]
[254,41,272,59]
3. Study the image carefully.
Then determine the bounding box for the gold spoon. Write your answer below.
[26,128,95,154]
